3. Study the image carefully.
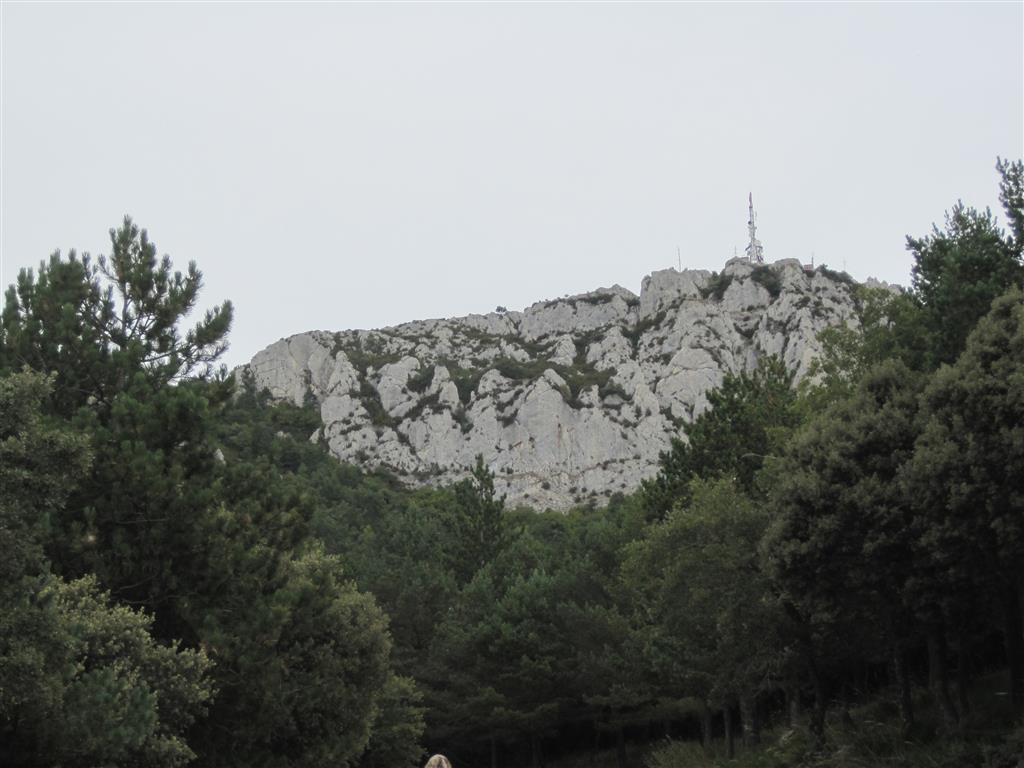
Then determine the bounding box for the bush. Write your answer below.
[623,311,668,347]
[816,264,857,287]
[335,334,404,374]
[750,266,783,299]
[453,406,473,434]
[645,740,713,768]
[359,379,393,427]
[406,365,435,394]
[700,272,734,301]
[441,362,487,405]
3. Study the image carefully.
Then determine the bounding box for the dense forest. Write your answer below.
[2,159,1023,768]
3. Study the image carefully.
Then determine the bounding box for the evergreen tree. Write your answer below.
[764,361,937,733]
[626,478,782,755]
[450,455,507,584]
[357,674,427,768]
[907,158,1023,366]
[0,372,213,768]
[641,356,797,518]
[903,286,1024,718]
[1,217,232,418]
[2,222,409,767]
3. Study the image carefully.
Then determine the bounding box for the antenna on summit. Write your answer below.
[677,246,681,271]
[745,192,764,264]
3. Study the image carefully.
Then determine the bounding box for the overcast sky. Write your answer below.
[2,2,1022,369]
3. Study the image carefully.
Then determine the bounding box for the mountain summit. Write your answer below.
[240,257,871,508]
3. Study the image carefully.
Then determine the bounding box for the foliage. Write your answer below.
[814,264,857,287]
[626,478,784,730]
[5,169,1024,768]
[801,286,929,411]
[2,222,412,768]
[907,158,1023,366]
[0,372,213,768]
[902,286,1024,716]
[750,266,783,299]
[3,576,214,768]
[764,361,929,733]
[193,545,392,768]
[491,356,616,407]
[700,272,734,301]
[641,356,797,518]
[450,456,507,585]
[335,333,404,375]
[623,310,667,347]
[358,674,427,768]
[407,363,436,394]
[0,217,232,417]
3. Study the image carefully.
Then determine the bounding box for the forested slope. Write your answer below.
[2,159,1022,768]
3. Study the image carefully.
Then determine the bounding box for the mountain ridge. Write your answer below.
[239,257,883,508]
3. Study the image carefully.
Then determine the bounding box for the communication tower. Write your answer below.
[745,193,764,264]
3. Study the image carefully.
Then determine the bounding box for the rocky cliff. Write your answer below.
[240,258,866,509]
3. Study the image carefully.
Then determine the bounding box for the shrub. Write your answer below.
[645,740,713,768]
[699,272,734,301]
[335,334,404,374]
[442,362,486,406]
[623,310,668,347]
[453,406,473,434]
[406,364,435,394]
[816,264,857,287]
[358,379,393,427]
[750,265,783,298]
[403,392,441,423]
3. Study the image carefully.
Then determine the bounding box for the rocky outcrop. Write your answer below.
[239,258,865,509]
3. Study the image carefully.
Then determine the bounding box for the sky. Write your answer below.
[2,2,1022,370]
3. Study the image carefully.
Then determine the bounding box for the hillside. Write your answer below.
[240,257,876,507]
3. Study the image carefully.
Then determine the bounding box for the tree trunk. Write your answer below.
[892,644,914,734]
[531,733,542,768]
[786,685,801,728]
[1005,582,1024,720]
[957,634,971,716]
[839,683,854,727]
[740,695,760,747]
[490,735,498,768]
[616,726,626,768]
[787,601,825,750]
[927,625,960,730]
[808,655,827,750]
[700,704,713,751]
[723,705,735,759]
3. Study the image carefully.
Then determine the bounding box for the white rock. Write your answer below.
[550,335,578,366]
[240,259,887,508]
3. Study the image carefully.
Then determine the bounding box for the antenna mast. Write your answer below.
[745,192,764,264]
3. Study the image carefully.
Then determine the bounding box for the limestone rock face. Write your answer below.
[239,259,869,509]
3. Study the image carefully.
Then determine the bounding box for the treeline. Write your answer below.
[0,224,416,768]
[1,159,1022,768]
